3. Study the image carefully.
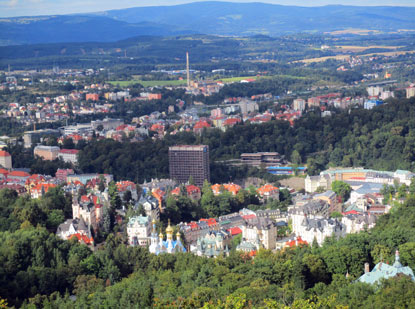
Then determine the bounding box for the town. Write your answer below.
[2,3,415,306]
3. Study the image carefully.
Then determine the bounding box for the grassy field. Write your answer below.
[334,45,403,52]
[326,29,382,35]
[109,79,187,87]
[295,50,415,64]
[216,76,258,82]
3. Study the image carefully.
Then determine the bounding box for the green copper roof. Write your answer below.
[358,251,415,285]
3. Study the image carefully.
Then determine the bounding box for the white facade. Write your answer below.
[0,152,12,169]
[241,218,277,250]
[127,216,151,246]
[293,98,306,111]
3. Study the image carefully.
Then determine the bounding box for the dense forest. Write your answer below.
[1,188,415,307]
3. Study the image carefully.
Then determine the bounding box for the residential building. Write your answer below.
[305,174,331,193]
[367,86,383,97]
[127,216,151,246]
[257,184,279,201]
[293,216,345,246]
[406,86,415,99]
[239,100,258,114]
[0,150,12,169]
[341,213,376,234]
[34,145,60,161]
[169,145,210,186]
[86,93,99,101]
[55,168,74,182]
[58,149,79,164]
[241,217,277,250]
[293,98,306,111]
[307,97,320,108]
[137,195,160,221]
[56,218,89,240]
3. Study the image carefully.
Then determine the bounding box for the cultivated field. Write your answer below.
[109,79,187,87]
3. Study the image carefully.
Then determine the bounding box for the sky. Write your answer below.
[1,0,415,17]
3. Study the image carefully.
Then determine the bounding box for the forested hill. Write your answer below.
[74,97,415,183]
[2,189,415,307]
[2,2,415,45]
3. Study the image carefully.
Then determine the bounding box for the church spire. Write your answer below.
[393,250,403,268]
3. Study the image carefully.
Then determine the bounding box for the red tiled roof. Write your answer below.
[224,118,241,126]
[200,218,217,226]
[242,214,256,220]
[186,185,200,195]
[69,233,94,245]
[0,150,11,157]
[285,236,308,247]
[257,184,279,196]
[59,149,79,155]
[171,187,181,195]
[0,168,9,175]
[8,171,30,177]
[194,120,211,130]
[228,227,242,236]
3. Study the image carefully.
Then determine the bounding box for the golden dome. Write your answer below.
[159,232,163,238]
[152,218,156,225]
[166,219,174,234]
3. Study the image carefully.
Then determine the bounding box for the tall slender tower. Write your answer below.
[186,52,190,88]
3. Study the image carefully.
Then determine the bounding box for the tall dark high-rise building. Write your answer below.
[169,145,210,186]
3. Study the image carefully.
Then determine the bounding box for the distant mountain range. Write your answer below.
[1,1,415,45]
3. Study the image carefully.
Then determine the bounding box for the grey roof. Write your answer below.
[245,217,276,230]
[56,218,88,234]
[302,217,343,233]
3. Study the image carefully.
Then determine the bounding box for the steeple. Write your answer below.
[393,250,403,268]
[166,219,174,240]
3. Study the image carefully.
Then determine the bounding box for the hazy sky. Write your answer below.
[1,0,414,17]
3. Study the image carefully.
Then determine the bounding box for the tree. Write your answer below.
[290,150,302,165]
[331,181,352,202]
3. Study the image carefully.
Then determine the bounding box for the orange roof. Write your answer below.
[152,188,165,199]
[69,233,94,245]
[0,168,9,175]
[200,218,217,226]
[194,120,211,130]
[223,183,241,195]
[285,236,308,247]
[170,187,181,195]
[224,118,241,126]
[211,183,241,195]
[228,227,242,236]
[8,171,30,177]
[257,184,279,196]
[0,150,11,157]
[186,185,200,195]
[32,183,57,193]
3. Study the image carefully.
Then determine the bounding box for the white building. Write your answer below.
[305,174,331,193]
[0,150,12,169]
[294,216,345,246]
[56,218,89,240]
[341,213,376,234]
[241,217,277,250]
[367,86,383,97]
[293,98,306,111]
[127,216,151,246]
[58,149,79,164]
